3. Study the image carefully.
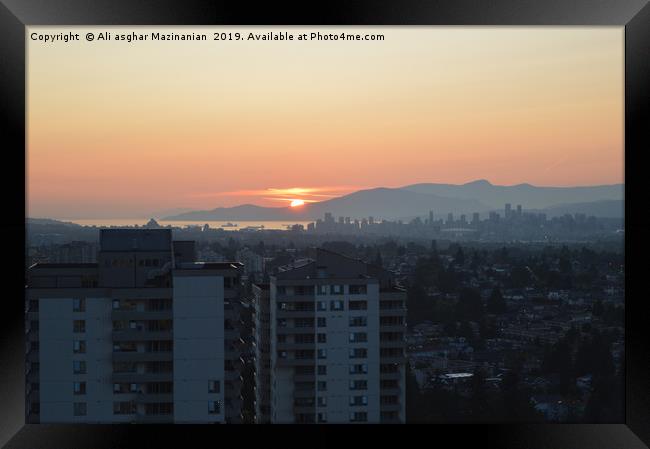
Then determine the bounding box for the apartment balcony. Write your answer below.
[379,387,402,396]
[379,340,406,348]
[379,371,402,381]
[275,326,315,334]
[379,324,407,333]
[111,372,172,383]
[135,392,173,403]
[112,351,173,362]
[380,416,403,424]
[111,310,172,321]
[275,294,316,302]
[293,373,316,383]
[293,386,316,400]
[276,357,315,367]
[379,308,406,317]
[379,355,407,364]
[293,404,315,414]
[276,310,315,319]
[276,342,316,351]
[112,330,172,341]
[379,403,402,412]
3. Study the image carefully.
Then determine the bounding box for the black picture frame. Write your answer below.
[1,1,647,448]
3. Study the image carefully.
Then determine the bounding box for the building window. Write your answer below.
[349,301,368,310]
[73,360,86,374]
[349,348,368,359]
[317,333,327,343]
[113,401,135,415]
[317,349,327,359]
[73,382,86,395]
[317,317,327,327]
[208,401,221,414]
[349,316,367,327]
[330,300,344,311]
[112,300,120,310]
[72,298,85,312]
[350,411,368,422]
[317,365,327,375]
[349,364,368,375]
[318,412,328,423]
[317,301,327,311]
[317,397,327,407]
[349,332,367,343]
[277,351,288,359]
[208,380,220,393]
[330,285,344,295]
[73,320,85,333]
[350,395,368,406]
[317,381,327,392]
[73,402,87,416]
[277,334,287,343]
[349,285,367,295]
[73,340,86,354]
[317,285,328,295]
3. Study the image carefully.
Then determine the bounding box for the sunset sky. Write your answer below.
[27,27,624,219]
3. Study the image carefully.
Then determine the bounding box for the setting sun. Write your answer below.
[290,199,305,208]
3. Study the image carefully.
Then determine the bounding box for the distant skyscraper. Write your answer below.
[472,212,480,225]
[429,211,434,226]
[368,217,374,225]
[447,213,454,225]
[267,249,406,424]
[516,204,522,216]
[505,203,512,219]
[26,229,244,424]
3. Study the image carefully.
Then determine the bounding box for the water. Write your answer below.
[63,218,314,231]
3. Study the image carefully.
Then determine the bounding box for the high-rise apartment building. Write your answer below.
[265,249,406,424]
[25,229,244,424]
[252,283,271,423]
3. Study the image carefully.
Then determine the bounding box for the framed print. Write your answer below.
[0,0,648,448]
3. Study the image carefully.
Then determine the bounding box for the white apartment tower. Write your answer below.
[267,249,406,424]
[25,229,244,424]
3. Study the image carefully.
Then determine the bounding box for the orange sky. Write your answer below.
[27,27,624,219]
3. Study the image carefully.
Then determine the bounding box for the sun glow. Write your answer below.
[290,199,305,207]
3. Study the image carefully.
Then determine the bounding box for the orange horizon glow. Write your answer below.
[27,26,624,219]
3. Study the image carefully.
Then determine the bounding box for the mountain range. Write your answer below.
[163,180,624,221]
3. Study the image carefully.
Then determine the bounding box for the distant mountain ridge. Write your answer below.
[402,180,623,209]
[163,180,624,221]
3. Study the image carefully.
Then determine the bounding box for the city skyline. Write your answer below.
[28,26,624,218]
